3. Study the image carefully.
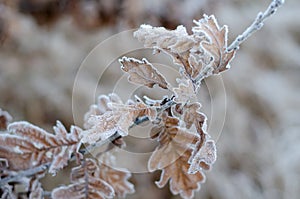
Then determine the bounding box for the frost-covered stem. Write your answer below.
[227,0,284,52]
[0,163,50,186]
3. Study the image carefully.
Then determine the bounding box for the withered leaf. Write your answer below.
[173,79,197,103]
[148,114,205,199]
[156,153,206,199]
[120,57,169,89]
[82,101,157,144]
[0,121,82,174]
[52,159,114,199]
[183,102,207,134]
[98,153,135,198]
[193,15,236,74]
[188,140,217,174]
[84,93,123,129]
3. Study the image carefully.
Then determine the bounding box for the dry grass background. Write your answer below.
[0,0,299,198]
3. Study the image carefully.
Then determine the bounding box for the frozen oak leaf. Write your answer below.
[134,15,236,83]
[81,101,157,144]
[192,15,236,74]
[52,158,114,199]
[183,102,207,136]
[149,114,206,199]
[0,121,82,174]
[120,57,169,89]
[173,79,197,103]
[188,140,217,174]
[84,93,123,129]
[98,152,135,198]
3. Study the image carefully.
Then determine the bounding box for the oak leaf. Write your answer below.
[120,57,169,89]
[84,93,123,129]
[0,121,82,174]
[173,79,197,103]
[52,158,114,199]
[148,114,205,199]
[98,152,135,198]
[82,101,157,144]
[193,15,236,74]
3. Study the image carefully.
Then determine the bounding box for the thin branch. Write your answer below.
[0,163,50,186]
[227,0,284,52]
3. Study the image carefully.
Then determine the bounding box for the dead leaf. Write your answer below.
[82,101,157,144]
[98,152,135,198]
[188,140,217,174]
[173,79,197,103]
[148,114,205,199]
[120,57,169,89]
[0,121,82,174]
[193,15,236,74]
[52,159,114,199]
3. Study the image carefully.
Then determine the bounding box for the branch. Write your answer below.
[227,0,284,52]
[0,163,50,186]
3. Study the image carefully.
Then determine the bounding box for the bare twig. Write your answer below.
[0,163,50,186]
[227,0,284,52]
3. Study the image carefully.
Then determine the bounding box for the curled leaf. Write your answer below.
[120,57,169,89]
[193,15,236,74]
[188,140,217,174]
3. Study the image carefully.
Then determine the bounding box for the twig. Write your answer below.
[227,0,284,52]
[0,163,50,186]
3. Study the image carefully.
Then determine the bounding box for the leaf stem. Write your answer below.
[227,0,284,52]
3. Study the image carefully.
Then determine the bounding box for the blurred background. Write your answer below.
[0,0,299,198]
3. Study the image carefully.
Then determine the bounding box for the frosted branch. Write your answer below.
[227,0,284,52]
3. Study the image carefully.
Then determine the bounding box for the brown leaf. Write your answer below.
[120,57,169,89]
[0,109,12,130]
[134,15,237,83]
[98,154,135,198]
[84,93,123,129]
[183,103,207,134]
[52,158,115,199]
[173,79,197,103]
[82,101,157,144]
[0,121,82,174]
[188,140,217,174]
[156,154,205,199]
[193,15,236,74]
[148,114,205,198]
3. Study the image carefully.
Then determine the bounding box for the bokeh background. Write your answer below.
[0,0,299,198]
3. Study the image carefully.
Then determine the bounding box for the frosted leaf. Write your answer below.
[183,102,207,134]
[82,101,157,145]
[148,114,206,199]
[52,158,115,199]
[134,24,195,54]
[120,57,169,89]
[0,121,82,174]
[98,152,135,198]
[188,140,217,174]
[0,109,12,130]
[193,15,236,74]
[173,79,197,103]
[84,93,123,129]
[134,15,237,83]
